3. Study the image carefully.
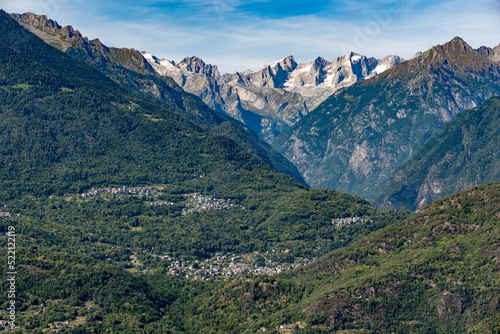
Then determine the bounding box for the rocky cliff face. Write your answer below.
[376,97,500,211]
[11,12,156,75]
[274,37,500,202]
[142,52,403,142]
[10,12,82,46]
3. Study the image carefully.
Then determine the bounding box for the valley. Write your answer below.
[0,7,498,334]
[11,12,500,207]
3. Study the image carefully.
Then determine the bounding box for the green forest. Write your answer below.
[0,10,498,333]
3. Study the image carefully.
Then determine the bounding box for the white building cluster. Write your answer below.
[332,216,373,227]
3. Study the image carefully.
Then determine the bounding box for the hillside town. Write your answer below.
[50,186,245,215]
[182,193,244,215]
[81,186,161,198]
[332,216,374,227]
[149,200,175,206]
[0,207,12,219]
[150,250,316,280]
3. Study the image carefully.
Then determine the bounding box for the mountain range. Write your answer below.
[274,37,500,202]
[143,51,403,142]
[0,9,499,333]
[12,12,405,144]
[13,12,499,210]
[11,12,306,185]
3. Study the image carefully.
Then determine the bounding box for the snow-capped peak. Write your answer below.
[141,51,154,61]
[350,54,362,62]
[260,56,296,71]
[268,57,286,68]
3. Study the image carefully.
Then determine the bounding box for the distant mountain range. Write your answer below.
[12,12,500,211]
[12,12,406,144]
[143,51,403,142]
[274,37,500,202]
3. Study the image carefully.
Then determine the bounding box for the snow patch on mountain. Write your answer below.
[351,54,362,61]
[266,57,287,69]
[373,63,388,74]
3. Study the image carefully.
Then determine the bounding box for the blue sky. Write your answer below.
[2,0,499,73]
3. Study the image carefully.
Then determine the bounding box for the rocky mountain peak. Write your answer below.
[348,52,363,61]
[178,56,220,78]
[11,12,82,40]
[476,44,500,63]
[313,56,328,67]
[259,56,297,75]
[251,56,297,88]
[441,36,475,56]
[278,55,297,71]
[89,38,108,52]
[141,51,176,75]
[421,37,484,69]
[493,44,500,54]
[380,55,403,66]
[141,51,155,62]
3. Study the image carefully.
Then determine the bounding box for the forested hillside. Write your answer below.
[11,12,306,185]
[158,183,500,333]
[377,97,500,211]
[3,180,496,332]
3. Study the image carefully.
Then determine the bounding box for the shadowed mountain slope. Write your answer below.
[376,97,500,211]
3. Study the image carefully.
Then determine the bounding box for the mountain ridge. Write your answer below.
[11,11,307,185]
[273,36,500,202]
[11,12,156,75]
[143,49,404,142]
